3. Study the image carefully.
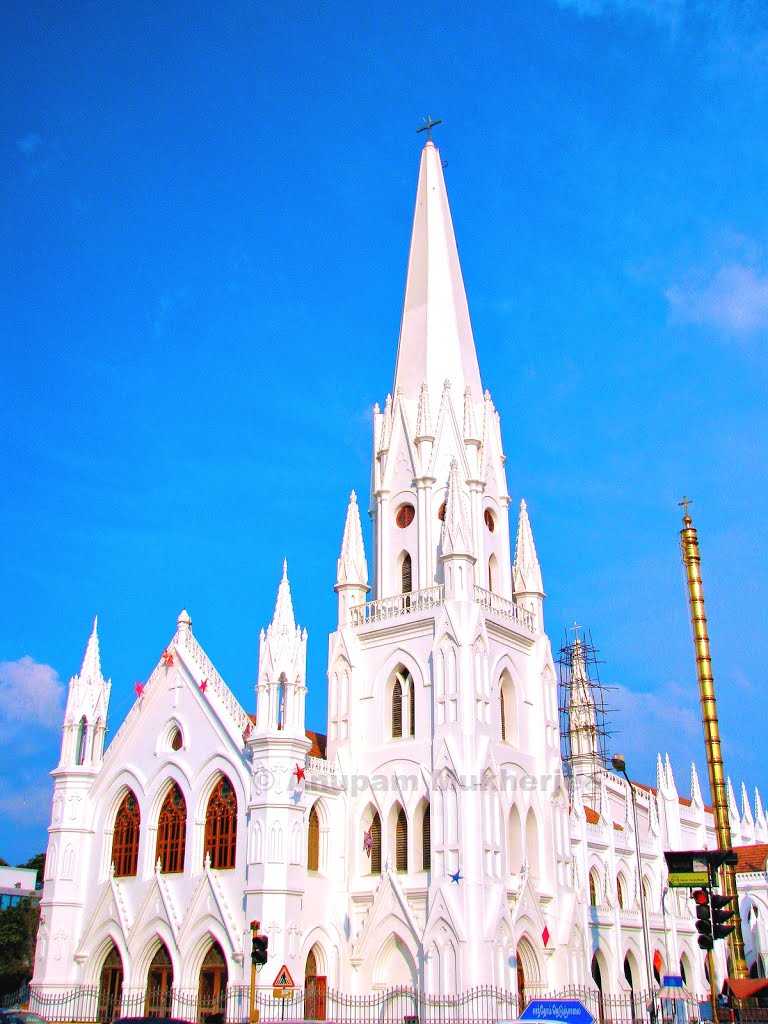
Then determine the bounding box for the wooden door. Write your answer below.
[304,976,327,1021]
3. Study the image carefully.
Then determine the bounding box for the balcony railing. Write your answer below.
[473,586,536,633]
[349,582,536,634]
[349,584,444,626]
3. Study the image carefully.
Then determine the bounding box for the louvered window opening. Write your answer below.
[156,783,187,873]
[204,776,237,869]
[396,807,408,872]
[112,791,140,877]
[307,806,320,872]
[76,716,88,766]
[422,804,431,871]
[401,553,412,594]
[408,677,415,737]
[370,812,382,875]
[392,680,403,738]
[500,689,506,742]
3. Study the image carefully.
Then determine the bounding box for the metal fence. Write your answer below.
[8,982,755,1024]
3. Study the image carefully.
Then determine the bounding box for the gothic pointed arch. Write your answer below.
[389,802,408,873]
[198,938,228,1020]
[387,664,414,740]
[144,940,174,1017]
[508,804,523,873]
[76,715,88,765]
[307,804,320,872]
[204,774,237,869]
[111,789,140,877]
[525,806,540,877]
[304,943,328,1020]
[155,782,187,873]
[97,941,123,1023]
[361,803,382,876]
[499,670,516,744]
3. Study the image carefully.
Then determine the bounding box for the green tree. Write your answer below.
[0,898,40,995]
[17,853,46,886]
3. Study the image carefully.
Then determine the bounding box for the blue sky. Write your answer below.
[1,0,767,864]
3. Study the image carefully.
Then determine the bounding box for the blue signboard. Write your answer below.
[519,999,595,1024]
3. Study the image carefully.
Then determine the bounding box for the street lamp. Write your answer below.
[612,754,657,1024]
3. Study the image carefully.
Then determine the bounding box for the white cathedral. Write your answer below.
[32,140,768,1016]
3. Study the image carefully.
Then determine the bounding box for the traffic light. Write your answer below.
[252,932,268,966]
[711,894,737,941]
[692,889,713,950]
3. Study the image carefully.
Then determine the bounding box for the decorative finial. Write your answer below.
[417,115,443,141]
[678,496,693,523]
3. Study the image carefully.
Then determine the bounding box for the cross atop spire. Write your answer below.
[336,491,369,588]
[271,560,296,633]
[393,140,483,405]
[513,499,543,595]
[79,615,103,684]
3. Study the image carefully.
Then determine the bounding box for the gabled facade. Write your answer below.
[32,141,768,1011]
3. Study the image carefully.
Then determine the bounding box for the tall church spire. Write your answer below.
[393,141,483,404]
[272,559,296,633]
[336,492,368,588]
[79,615,102,684]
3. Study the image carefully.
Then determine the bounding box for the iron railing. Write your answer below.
[18,983,739,1024]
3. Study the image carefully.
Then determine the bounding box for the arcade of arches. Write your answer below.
[96,939,228,1023]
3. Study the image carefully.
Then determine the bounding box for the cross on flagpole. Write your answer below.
[417,115,443,140]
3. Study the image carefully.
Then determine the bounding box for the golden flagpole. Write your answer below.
[679,498,747,979]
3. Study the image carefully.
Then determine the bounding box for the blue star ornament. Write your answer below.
[450,869,463,884]
[290,789,302,805]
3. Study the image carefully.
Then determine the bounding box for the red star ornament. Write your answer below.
[134,682,145,698]
[199,678,208,693]
[162,649,174,667]
[542,925,550,948]
[294,764,305,783]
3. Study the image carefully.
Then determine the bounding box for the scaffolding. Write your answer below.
[557,627,614,787]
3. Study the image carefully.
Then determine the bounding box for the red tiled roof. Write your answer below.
[733,844,768,874]
[305,730,327,759]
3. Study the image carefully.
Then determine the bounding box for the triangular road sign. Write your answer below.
[272,964,295,989]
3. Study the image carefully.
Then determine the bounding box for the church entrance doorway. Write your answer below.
[304,947,327,1021]
[145,943,174,1018]
[198,940,228,1024]
[97,944,123,1023]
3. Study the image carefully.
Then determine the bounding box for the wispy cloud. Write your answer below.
[666,263,768,335]
[553,0,684,28]
[0,780,52,827]
[0,656,65,729]
[610,679,701,787]
[16,132,42,157]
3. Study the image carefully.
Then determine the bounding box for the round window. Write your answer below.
[395,503,415,528]
[484,508,496,533]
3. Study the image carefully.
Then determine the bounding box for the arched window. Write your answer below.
[589,869,599,906]
[276,679,286,730]
[307,805,320,872]
[616,875,625,909]
[170,727,183,751]
[500,671,514,743]
[204,776,237,869]
[76,716,88,765]
[488,554,498,592]
[395,806,408,873]
[525,808,539,877]
[408,676,415,737]
[156,782,186,873]
[401,552,412,594]
[392,679,403,738]
[422,804,431,871]
[370,811,381,875]
[112,791,140,877]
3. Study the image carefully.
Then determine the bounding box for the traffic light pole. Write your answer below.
[679,504,747,978]
[706,884,719,1024]
[249,920,260,1024]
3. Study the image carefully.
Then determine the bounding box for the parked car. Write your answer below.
[0,1012,48,1024]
